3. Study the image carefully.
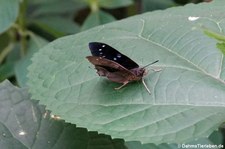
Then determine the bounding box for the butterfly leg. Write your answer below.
[114,81,129,90]
[142,78,151,94]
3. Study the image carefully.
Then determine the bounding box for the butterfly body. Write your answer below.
[86,42,158,93]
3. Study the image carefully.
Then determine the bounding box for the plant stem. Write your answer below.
[0,43,14,64]
[18,0,28,56]
[0,27,17,64]
[90,0,99,12]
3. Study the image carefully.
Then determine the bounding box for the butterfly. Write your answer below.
[86,42,159,94]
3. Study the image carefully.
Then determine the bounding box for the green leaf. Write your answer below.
[142,0,176,12]
[0,32,10,50]
[98,0,133,9]
[6,42,20,63]
[203,28,225,55]
[0,0,19,34]
[28,1,225,144]
[217,42,225,55]
[0,42,20,81]
[0,80,127,148]
[29,0,84,17]
[0,62,14,82]
[208,130,223,145]
[29,20,65,38]
[203,29,225,42]
[31,16,80,36]
[0,42,21,82]
[81,10,115,31]
[15,34,48,87]
[27,0,83,39]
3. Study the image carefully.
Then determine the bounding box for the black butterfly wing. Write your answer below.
[88,42,139,70]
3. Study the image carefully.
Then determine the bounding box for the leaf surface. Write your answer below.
[0,0,19,34]
[98,0,133,9]
[28,1,225,144]
[0,80,127,149]
[142,0,176,12]
[15,34,48,87]
[81,10,116,31]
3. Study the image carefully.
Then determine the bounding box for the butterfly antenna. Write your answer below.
[142,60,159,69]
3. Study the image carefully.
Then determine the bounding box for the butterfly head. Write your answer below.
[130,68,147,78]
[131,60,159,78]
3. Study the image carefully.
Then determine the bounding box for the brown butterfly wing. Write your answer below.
[94,66,133,83]
[86,56,137,83]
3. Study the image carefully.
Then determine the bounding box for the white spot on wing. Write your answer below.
[113,57,117,60]
[100,52,103,55]
[188,16,199,21]
[99,49,102,51]
[117,54,121,58]
[102,45,105,47]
